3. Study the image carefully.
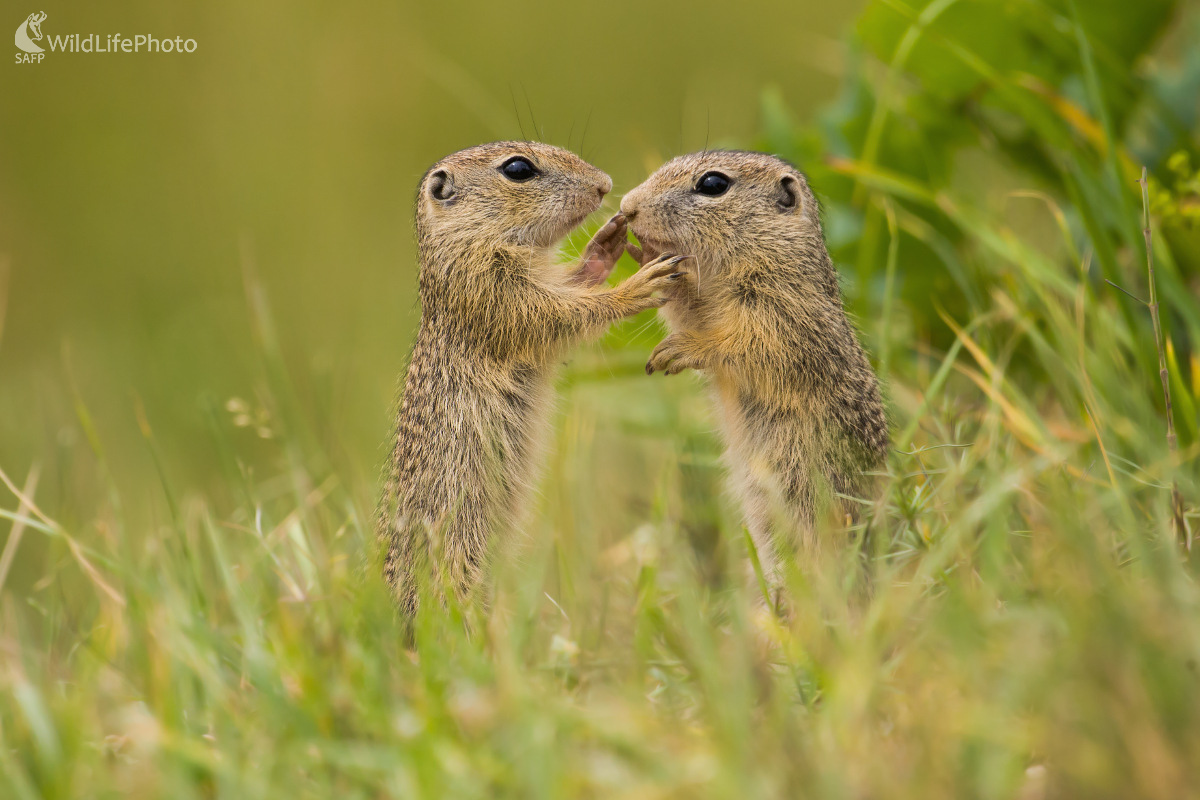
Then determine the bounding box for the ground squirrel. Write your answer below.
[620,150,888,576]
[379,141,690,617]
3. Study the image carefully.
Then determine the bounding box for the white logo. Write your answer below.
[15,11,197,64]
[15,11,46,54]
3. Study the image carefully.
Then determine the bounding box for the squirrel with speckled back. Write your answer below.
[378,141,691,617]
[621,150,888,580]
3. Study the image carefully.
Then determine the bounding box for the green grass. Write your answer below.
[4,2,1200,797]
[3,194,1198,799]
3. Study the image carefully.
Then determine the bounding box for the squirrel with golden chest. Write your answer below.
[621,150,888,577]
[379,141,690,616]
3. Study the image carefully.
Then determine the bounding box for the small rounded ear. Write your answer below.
[427,169,456,203]
[775,174,800,213]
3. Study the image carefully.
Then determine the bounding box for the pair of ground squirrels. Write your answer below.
[621,150,889,578]
[377,141,689,616]
[378,142,887,614]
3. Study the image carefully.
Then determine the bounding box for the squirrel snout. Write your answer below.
[597,174,613,198]
[619,189,641,217]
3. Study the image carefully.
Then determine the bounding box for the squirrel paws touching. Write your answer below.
[621,253,694,311]
[575,213,630,287]
[646,333,706,375]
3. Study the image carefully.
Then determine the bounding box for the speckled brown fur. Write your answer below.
[621,150,888,577]
[379,141,689,616]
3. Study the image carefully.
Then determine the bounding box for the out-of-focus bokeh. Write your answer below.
[0,0,860,511]
[5,1,1200,796]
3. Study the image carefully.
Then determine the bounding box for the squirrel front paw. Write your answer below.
[618,253,693,312]
[574,213,629,287]
[646,333,706,375]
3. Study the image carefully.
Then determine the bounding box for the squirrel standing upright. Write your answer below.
[379,141,690,616]
[621,150,888,578]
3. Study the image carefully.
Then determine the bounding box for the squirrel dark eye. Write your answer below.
[695,171,731,197]
[500,157,539,182]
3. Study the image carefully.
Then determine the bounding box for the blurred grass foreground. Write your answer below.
[4,0,1200,797]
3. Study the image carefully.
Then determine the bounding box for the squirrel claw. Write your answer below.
[647,334,704,376]
[575,213,631,286]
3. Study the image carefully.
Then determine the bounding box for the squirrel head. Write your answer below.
[620,151,824,277]
[416,142,611,252]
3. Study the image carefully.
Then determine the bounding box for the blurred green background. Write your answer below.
[5,1,1200,796]
[0,0,860,514]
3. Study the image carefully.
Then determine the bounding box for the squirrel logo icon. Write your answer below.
[15,11,47,54]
